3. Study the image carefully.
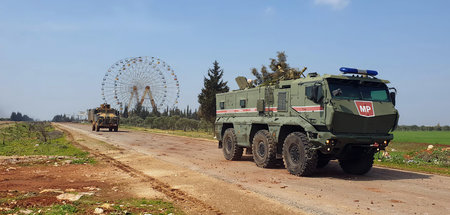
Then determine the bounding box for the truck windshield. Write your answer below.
[327,78,390,102]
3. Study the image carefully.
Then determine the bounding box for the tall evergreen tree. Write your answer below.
[198,61,229,125]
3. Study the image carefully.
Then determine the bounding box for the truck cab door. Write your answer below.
[299,82,325,125]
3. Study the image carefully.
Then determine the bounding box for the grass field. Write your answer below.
[0,122,93,163]
[392,131,450,145]
[375,131,450,175]
[1,196,182,215]
[0,122,181,214]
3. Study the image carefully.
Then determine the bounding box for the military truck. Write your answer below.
[88,104,120,132]
[215,67,398,176]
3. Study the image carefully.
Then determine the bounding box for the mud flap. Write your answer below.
[218,141,223,149]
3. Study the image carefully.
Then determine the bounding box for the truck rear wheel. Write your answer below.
[252,130,277,168]
[109,128,113,132]
[96,125,100,132]
[282,132,318,176]
[339,150,375,175]
[222,128,243,161]
[114,127,118,132]
[92,124,95,131]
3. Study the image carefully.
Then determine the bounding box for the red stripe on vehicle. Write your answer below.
[292,106,324,112]
[216,107,278,114]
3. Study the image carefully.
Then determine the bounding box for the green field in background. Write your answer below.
[392,131,450,145]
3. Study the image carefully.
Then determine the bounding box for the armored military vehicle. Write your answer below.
[215,67,398,176]
[88,104,120,132]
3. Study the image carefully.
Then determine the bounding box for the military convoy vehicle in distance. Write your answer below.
[88,104,120,132]
[215,67,399,176]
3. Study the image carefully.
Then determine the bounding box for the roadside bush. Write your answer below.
[413,149,450,167]
[121,115,212,133]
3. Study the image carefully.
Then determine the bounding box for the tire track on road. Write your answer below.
[57,124,223,215]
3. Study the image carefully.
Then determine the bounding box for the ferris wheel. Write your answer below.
[101,56,180,111]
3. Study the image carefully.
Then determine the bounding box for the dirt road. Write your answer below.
[57,123,450,215]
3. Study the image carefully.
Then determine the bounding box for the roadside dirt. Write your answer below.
[56,123,450,215]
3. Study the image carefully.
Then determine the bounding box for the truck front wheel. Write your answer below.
[252,130,277,168]
[339,150,375,175]
[222,128,243,161]
[282,132,318,176]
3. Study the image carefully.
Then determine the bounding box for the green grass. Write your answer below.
[392,131,450,145]
[0,122,93,162]
[375,136,450,175]
[121,125,215,140]
[1,195,183,215]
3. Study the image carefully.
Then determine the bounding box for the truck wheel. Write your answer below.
[339,150,375,175]
[222,128,243,161]
[282,132,318,176]
[109,128,112,132]
[114,127,118,132]
[92,124,95,131]
[252,130,277,168]
[96,125,100,132]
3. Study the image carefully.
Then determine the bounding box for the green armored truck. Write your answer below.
[215,67,399,176]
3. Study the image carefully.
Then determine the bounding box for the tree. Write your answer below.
[251,51,305,86]
[198,61,229,125]
[10,111,33,121]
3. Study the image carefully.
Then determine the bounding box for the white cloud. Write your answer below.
[314,0,350,10]
[264,6,275,15]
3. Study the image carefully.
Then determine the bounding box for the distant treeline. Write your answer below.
[121,105,212,132]
[9,112,34,121]
[397,124,450,131]
[52,114,77,122]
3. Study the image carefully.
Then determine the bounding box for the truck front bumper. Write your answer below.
[309,132,393,154]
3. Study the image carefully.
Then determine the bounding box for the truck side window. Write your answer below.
[306,84,323,103]
[219,102,225,109]
[240,100,246,108]
[305,86,313,100]
[278,92,287,111]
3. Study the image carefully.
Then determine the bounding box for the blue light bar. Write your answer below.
[339,67,378,76]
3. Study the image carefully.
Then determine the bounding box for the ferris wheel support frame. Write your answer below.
[140,86,157,111]
[127,85,158,111]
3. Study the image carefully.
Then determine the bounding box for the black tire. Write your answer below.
[252,130,277,168]
[114,127,118,132]
[92,124,95,131]
[109,128,113,132]
[282,132,318,176]
[222,128,243,161]
[96,125,100,132]
[317,157,330,168]
[339,150,375,175]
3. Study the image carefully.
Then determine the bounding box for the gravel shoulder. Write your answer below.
[57,123,450,215]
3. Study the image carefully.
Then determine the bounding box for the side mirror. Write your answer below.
[390,92,396,106]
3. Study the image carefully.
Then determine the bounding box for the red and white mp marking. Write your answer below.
[354,101,375,117]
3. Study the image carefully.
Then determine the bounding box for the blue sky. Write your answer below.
[0,0,449,125]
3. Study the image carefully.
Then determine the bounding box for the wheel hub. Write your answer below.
[289,145,300,163]
[258,141,266,157]
[225,137,232,152]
